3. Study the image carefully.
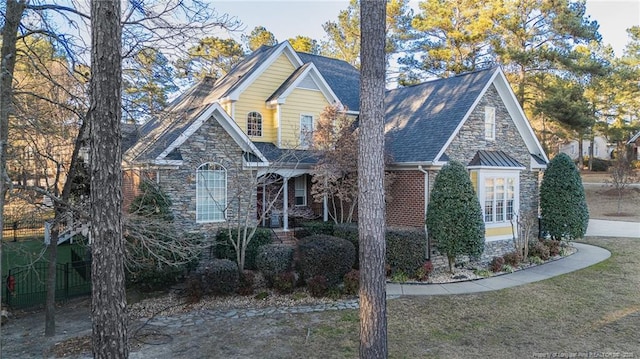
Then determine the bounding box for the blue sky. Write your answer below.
[211,0,640,57]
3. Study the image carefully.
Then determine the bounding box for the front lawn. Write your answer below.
[144,236,638,358]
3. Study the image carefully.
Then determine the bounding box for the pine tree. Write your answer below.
[540,153,589,240]
[426,161,485,273]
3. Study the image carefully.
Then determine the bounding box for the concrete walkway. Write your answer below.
[386,242,610,296]
[586,219,640,238]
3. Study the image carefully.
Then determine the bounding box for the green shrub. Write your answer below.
[474,268,492,277]
[128,179,174,220]
[255,244,294,282]
[590,158,611,172]
[273,271,296,294]
[540,153,589,240]
[333,223,359,268]
[391,270,409,283]
[215,228,272,270]
[502,264,514,273]
[529,256,544,265]
[343,270,359,295]
[308,275,329,297]
[193,259,239,295]
[529,241,550,261]
[490,256,505,272]
[298,235,355,286]
[386,228,427,275]
[426,161,485,272]
[502,252,523,267]
[297,221,334,238]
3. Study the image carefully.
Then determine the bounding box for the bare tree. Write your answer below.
[608,149,639,214]
[358,1,388,358]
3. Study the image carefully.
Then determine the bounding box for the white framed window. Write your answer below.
[196,163,226,222]
[300,114,314,147]
[479,172,518,225]
[294,175,307,206]
[247,111,262,137]
[484,106,496,140]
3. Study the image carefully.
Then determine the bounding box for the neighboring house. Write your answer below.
[123,41,548,259]
[559,136,614,161]
[628,131,640,160]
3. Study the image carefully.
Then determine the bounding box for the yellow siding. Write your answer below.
[233,54,297,142]
[470,171,478,193]
[486,225,513,237]
[279,88,331,148]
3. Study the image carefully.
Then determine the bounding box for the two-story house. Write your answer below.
[123,41,548,259]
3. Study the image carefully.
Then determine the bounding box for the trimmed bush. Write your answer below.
[426,161,485,272]
[590,158,611,172]
[298,235,356,286]
[215,228,272,270]
[273,271,296,294]
[529,241,550,261]
[333,223,359,268]
[490,256,505,273]
[343,270,359,295]
[308,275,329,297]
[540,153,589,240]
[297,221,335,238]
[255,244,294,282]
[193,259,239,295]
[386,228,427,275]
[502,252,523,267]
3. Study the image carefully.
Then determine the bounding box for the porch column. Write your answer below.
[261,182,266,227]
[283,176,289,231]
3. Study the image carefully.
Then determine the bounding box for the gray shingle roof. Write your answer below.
[384,67,496,164]
[297,52,360,112]
[468,150,525,168]
[252,142,318,165]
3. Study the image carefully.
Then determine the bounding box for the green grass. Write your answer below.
[2,240,86,277]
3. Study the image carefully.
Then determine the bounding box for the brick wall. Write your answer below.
[386,170,425,227]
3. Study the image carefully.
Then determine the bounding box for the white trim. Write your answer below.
[467,164,526,171]
[484,106,496,141]
[149,159,184,166]
[294,174,307,206]
[227,42,304,101]
[155,103,269,164]
[276,104,282,147]
[475,169,520,229]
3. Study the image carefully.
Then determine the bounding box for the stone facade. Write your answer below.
[156,117,257,234]
[386,84,542,259]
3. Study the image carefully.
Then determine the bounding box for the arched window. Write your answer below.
[247,111,262,137]
[196,163,226,222]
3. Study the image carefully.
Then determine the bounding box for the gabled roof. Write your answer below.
[628,131,640,144]
[124,102,267,165]
[265,62,341,108]
[252,142,318,165]
[384,67,548,167]
[297,52,360,112]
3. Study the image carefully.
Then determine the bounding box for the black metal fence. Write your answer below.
[4,251,91,309]
[2,214,47,242]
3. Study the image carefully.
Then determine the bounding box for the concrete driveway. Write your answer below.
[586,219,640,238]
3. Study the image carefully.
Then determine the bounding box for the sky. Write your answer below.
[210,0,640,57]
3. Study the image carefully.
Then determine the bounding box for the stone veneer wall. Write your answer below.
[387,84,543,262]
[157,116,257,235]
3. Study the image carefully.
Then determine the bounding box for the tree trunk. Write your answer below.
[90,0,128,357]
[358,1,388,358]
[0,2,26,349]
[578,132,584,171]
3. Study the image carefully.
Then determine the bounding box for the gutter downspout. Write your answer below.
[418,165,430,260]
[276,104,282,148]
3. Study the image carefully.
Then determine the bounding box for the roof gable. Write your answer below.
[384,67,548,167]
[266,62,340,107]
